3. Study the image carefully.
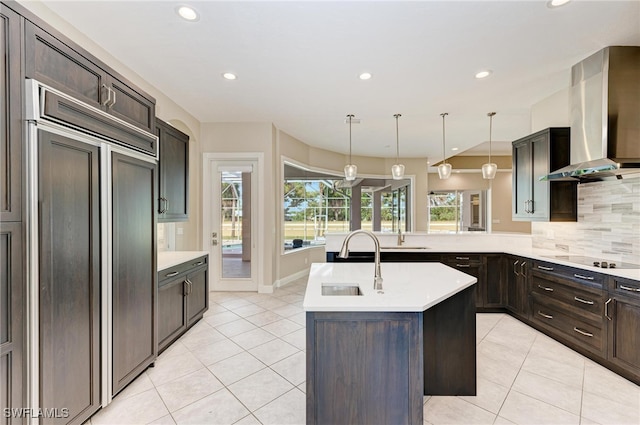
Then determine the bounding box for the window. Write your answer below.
[428,190,486,233]
[282,161,412,250]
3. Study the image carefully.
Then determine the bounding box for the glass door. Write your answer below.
[209,161,258,291]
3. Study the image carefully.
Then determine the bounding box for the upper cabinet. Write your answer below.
[512,127,577,222]
[24,20,156,139]
[157,118,189,222]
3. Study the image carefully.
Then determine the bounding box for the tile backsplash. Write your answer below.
[532,175,640,264]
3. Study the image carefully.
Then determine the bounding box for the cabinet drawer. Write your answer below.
[531,275,604,317]
[442,254,482,265]
[531,261,606,288]
[532,298,605,354]
[159,255,207,284]
[610,277,640,301]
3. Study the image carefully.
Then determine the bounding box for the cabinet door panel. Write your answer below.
[0,222,23,425]
[112,153,157,394]
[484,255,504,307]
[25,21,105,109]
[512,141,531,218]
[157,119,189,222]
[38,132,101,424]
[531,135,550,219]
[0,5,21,221]
[608,296,640,377]
[187,267,208,326]
[158,279,187,351]
[107,76,155,134]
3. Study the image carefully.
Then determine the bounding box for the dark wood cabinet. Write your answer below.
[606,277,640,379]
[158,256,208,352]
[157,118,189,222]
[38,131,101,425]
[512,128,577,222]
[505,256,529,318]
[484,255,505,308]
[112,153,157,395]
[529,261,607,357]
[442,254,484,308]
[0,222,23,425]
[24,20,155,137]
[1,4,21,222]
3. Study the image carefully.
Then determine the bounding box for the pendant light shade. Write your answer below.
[438,112,452,179]
[482,112,498,179]
[392,114,405,180]
[344,114,358,181]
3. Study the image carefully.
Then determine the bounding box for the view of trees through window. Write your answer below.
[283,163,408,249]
[428,190,486,233]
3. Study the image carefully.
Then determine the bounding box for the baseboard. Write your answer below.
[274,268,309,288]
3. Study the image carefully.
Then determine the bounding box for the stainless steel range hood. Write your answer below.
[543,46,640,181]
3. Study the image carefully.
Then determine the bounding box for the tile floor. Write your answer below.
[87,277,640,425]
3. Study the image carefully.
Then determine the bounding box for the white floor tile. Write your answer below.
[424,396,496,424]
[204,311,242,327]
[280,328,306,351]
[249,339,298,365]
[190,338,245,366]
[270,351,306,386]
[179,323,227,350]
[253,388,306,425]
[147,414,176,425]
[583,360,640,406]
[520,352,584,389]
[232,414,262,425]
[498,390,580,425]
[231,328,277,350]
[208,352,267,386]
[261,318,303,337]
[92,389,169,425]
[115,371,154,402]
[581,391,640,425]
[171,389,249,425]
[228,368,294,411]
[512,369,582,415]
[215,319,259,338]
[458,377,509,414]
[244,311,284,327]
[146,351,204,387]
[156,368,224,412]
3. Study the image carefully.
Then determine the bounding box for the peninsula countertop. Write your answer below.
[303,262,477,312]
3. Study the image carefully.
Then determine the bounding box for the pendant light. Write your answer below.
[482,112,498,179]
[391,113,405,180]
[344,114,358,181]
[437,112,452,179]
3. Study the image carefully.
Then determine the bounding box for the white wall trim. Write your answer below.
[274,268,310,289]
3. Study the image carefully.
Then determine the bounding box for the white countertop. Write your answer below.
[324,233,640,281]
[303,262,477,312]
[158,250,208,271]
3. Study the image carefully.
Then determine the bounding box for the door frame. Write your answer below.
[202,152,265,292]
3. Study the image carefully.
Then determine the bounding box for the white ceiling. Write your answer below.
[38,0,640,161]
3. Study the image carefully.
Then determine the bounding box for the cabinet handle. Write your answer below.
[573,327,593,338]
[529,200,534,213]
[537,284,554,292]
[456,264,470,268]
[574,296,594,305]
[187,279,193,295]
[109,87,117,107]
[183,280,189,296]
[604,298,612,320]
[513,260,520,276]
[520,262,526,274]
[456,257,470,260]
[101,84,111,106]
[166,271,179,277]
[193,261,204,266]
[537,265,554,271]
[619,285,640,293]
[537,311,553,319]
[524,200,530,213]
[573,273,594,281]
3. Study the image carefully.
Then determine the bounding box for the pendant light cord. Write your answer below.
[487,112,496,163]
[440,112,448,164]
[394,114,401,162]
[347,114,354,164]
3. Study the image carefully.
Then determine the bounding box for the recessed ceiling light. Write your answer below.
[451,147,459,151]
[222,72,237,80]
[547,0,571,8]
[176,5,199,21]
[359,72,372,80]
[475,70,492,79]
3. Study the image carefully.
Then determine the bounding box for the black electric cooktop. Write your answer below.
[542,255,640,270]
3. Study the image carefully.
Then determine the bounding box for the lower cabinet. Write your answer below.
[158,255,209,352]
[442,254,484,308]
[606,277,640,378]
[505,256,529,319]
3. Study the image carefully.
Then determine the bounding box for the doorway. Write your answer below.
[203,154,263,291]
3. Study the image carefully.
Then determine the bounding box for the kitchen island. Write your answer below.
[303,262,477,425]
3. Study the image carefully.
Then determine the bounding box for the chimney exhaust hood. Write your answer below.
[543,46,640,181]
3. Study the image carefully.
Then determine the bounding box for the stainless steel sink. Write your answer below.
[321,283,363,296]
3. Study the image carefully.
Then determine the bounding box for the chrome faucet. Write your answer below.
[397,227,405,246]
[338,230,383,292]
